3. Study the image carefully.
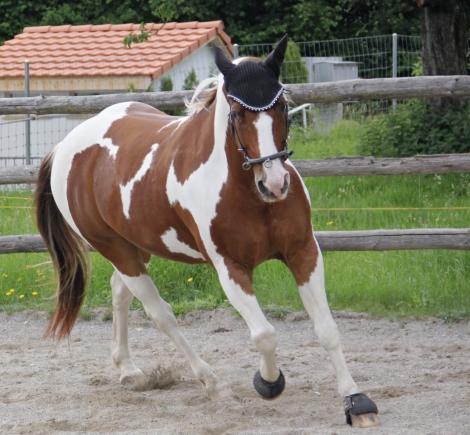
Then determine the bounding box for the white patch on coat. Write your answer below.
[254,112,289,192]
[165,77,229,256]
[254,112,277,157]
[120,143,159,219]
[51,102,133,236]
[161,228,205,260]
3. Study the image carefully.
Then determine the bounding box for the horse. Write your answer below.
[34,35,379,427]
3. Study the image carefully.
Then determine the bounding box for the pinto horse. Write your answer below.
[34,36,379,427]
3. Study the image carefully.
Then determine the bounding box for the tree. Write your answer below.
[417,0,468,112]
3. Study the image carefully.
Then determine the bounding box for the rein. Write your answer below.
[228,106,294,170]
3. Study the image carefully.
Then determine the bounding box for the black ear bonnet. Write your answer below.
[213,34,288,111]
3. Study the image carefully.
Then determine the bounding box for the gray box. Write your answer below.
[312,61,360,83]
[305,60,360,132]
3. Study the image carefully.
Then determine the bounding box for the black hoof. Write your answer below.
[253,370,285,400]
[344,393,379,425]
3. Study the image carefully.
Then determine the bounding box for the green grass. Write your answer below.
[1,120,470,320]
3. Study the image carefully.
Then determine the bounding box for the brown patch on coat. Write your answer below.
[171,103,216,184]
[103,103,177,186]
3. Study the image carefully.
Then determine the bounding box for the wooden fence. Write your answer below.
[1,76,469,254]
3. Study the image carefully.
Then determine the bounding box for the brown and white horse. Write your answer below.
[34,38,379,427]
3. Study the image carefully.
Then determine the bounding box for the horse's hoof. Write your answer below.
[344,393,380,427]
[120,369,146,391]
[253,369,285,400]
[351,413,381,428]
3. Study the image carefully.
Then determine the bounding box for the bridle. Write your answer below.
[228,104,294,170]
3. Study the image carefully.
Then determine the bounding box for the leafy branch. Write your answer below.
[123,3,178,48]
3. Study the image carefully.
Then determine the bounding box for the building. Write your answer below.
[0,21,233,97]
[0,21,232,165]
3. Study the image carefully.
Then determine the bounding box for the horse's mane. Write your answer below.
[185,77,220,117]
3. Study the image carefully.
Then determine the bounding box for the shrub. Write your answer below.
[359,99,470,157]
[183,68,199,90]
[159,76,173,92]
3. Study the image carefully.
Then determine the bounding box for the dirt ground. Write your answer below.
[0,308,469,435]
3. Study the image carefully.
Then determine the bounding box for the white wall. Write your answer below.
[152,45,217,91]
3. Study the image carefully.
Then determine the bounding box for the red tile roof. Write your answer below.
[0,21,232,80]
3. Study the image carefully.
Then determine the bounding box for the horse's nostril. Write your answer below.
[280,178,289,195]
[258,181,277,199]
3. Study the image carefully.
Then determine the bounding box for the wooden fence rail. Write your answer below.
[0,75,469,115]
[2,153,470,185]
[2,75,470,254]
[2,229,470,254]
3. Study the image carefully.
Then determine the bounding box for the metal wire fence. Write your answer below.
[1,34,466,166]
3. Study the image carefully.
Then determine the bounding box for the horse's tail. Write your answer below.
[34,149,89,340]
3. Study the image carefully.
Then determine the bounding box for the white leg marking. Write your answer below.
[118,273,230,398]
[110,271,145,386]
[120,143,159,219]
[216,260,280,383]
[298,240,359,397]
[161,227,205,260]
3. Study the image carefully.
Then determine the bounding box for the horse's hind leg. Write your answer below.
[110,270,145,388]
[118,272,232,400]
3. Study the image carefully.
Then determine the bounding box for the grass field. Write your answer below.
[1,120,469,320]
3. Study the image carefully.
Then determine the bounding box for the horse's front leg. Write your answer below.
[215,259,285,400]
[287,237,380,427]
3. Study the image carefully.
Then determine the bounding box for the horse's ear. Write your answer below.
[213,44,236,76]
[264,34,288,78]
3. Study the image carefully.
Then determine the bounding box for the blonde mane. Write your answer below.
[185,77,220,117]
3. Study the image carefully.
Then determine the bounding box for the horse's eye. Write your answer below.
[232,112,242,121]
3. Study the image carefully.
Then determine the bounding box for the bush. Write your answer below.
[159,76,173,92]
[359,99,470,157]
[183,68,199,91]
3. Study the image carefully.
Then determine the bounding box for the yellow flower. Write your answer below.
[187,277,194,283]
[35,279,40,283]
[9,289,15,293]
[26,265,31,269]
[326,221,333,226]
[17,277,22,282]
[2,274,8,278]
[19,294,25,299]
[6,292,11,296]
[36,269,41,274]
[32,292,38,296]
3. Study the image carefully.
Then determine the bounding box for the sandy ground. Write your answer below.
[0,308,469,435]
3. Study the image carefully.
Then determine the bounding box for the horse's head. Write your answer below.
[214,35,292,203]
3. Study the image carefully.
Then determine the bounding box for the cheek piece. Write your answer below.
[228,108,293,170]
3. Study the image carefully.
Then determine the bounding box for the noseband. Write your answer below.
[228,106,294,171]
